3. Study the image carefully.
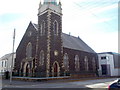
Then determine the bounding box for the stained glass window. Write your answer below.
[75,55,80,71]
[39,50,44,66]
[26,42,32,58]
[63,53,69,71]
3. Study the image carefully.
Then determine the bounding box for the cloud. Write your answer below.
[0,0,118,57]
[77,0,119,3]
[0,0,39,14]
[0,13,24,24]
[81,31,118,53]
[89,17,115,24]
[74,2,117,16]
[92,3,117,14]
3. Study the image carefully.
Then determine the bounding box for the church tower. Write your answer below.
[37,0,63,77]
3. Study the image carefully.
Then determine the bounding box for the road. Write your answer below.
[1,77,118,89]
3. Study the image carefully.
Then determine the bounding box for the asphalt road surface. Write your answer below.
[1,77,118,89]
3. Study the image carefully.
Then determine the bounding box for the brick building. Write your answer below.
[15,0,98,78]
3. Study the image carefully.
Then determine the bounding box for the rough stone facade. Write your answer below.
[14,0,98,78]
[15,22,37,76]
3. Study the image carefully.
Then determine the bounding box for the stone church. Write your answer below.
[15,0,98,78]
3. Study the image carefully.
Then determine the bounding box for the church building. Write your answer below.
[15,0,98,78]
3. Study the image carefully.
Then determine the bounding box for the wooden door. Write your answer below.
[54,63,58,77]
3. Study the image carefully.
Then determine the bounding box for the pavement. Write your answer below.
[2,76,119,86]
[1,76,119,90]
[3,78,117,90]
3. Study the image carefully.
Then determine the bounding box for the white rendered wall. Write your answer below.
[98,54,114,76]
[112,68,120,76]
[0,53,16,73]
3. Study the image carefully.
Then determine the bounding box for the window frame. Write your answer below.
[92,57,96,71]
[40,20,45,36]
[39,50,44,66]
[63,53,69,71]
[53,20,58,36]
[84,56,89,71]
[75,55,80,71]
[26,42,32,58]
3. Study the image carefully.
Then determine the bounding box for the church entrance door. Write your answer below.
[23,62,30,77]
[52,61,60,77]
[26,64,29,77]
[54,63,58,77]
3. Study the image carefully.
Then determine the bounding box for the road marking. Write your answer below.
[85,81,115,88]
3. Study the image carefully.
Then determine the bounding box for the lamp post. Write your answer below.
[10,29,15,84]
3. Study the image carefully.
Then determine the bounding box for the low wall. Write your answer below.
[12,76,70,81]
[70,73,96,78]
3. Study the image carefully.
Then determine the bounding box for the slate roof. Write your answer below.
[32,23,96,53]
[0,53,15,60]
[62,33,95,53]
[32,23,38,30]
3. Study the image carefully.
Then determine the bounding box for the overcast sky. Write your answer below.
[0,0,119,57]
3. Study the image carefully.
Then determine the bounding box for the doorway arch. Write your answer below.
[23,62,30,77]
[52,61,60,77]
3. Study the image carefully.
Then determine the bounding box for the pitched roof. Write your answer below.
[32,23,38,31]
[0,53,16,60]
[62,33,95,53]
[32,23,96,53]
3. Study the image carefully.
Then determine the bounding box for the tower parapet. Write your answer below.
[38,0,62,16]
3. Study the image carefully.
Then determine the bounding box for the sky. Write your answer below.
[0,0,119,58]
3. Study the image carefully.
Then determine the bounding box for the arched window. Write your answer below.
[40,20,45,36]
[39,50,44,66]
[84,56,89,71]
[92,57,96,71]
[26,42,32,58]
[63,53,69,71]
[53,20,58,35]
[75,55,80,71]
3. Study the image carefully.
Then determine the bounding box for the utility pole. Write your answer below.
[10,29,16,84]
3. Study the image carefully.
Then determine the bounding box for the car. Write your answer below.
[108,79,120,89]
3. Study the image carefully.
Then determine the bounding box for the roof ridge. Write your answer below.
[31,22,38,30]
[0,52,15,60]
[62,33,96,53]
